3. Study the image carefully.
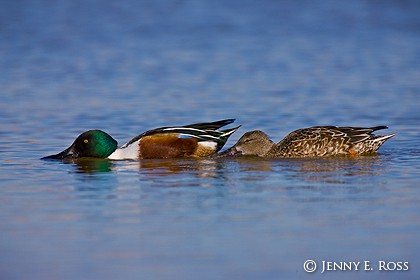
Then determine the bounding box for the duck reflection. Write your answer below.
[65,154,385,188]
[136,158,227,179]
[65,157,230,178]
[230,156,275,172]
[65,158,114,174]
[282,154,385,185]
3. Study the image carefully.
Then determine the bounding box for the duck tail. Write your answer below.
[366,133,395,153]
[185,119,236,130]
[215,125,241,151]
[374,133,396,143]
[369,126,388,132]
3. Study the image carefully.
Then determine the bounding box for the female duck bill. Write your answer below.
[215,146,242,157]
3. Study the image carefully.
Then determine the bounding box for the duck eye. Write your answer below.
[84,139,89,144]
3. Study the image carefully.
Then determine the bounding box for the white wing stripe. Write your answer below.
[162,127,207,133]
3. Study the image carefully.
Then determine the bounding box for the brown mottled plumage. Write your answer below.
[220,126,395,158]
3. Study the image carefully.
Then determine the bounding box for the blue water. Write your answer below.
[1,0,419,279]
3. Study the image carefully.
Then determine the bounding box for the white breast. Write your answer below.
[108,141,139,160]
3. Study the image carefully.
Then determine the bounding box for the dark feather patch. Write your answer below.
[184,119,235,130]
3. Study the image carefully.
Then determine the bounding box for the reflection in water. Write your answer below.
[59,154,390,201]
[229,157,275,172]
[271,155,389,202]
[285,155,384,184]
[204,156,389,200]
[67,157,233,187]
[138,158,208,174]
[65,155,385,186]
[137,158,230,188]
[66,158,114,174]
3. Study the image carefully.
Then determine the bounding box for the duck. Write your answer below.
[219,126,395,158]
[42,119,240,160]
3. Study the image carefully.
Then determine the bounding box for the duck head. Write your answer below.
[42,130,118,160]
[219,130,275,157]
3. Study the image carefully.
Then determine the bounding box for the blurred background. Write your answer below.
[1,0,418,144]
[0,1,419,279]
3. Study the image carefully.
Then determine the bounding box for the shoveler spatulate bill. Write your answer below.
[41,119,240,160]
[220,126,395,158]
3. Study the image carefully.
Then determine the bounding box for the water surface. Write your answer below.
[1,0,419,279]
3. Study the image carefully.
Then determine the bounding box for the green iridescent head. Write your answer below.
[42,130,118,160]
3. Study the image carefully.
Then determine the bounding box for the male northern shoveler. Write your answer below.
[220,126,395,158]
[42,119,240,160]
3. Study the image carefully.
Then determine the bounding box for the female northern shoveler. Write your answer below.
[42,119,240,160]
[220,126,395,158]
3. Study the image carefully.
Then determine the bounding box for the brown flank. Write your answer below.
[139,134,198,159]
